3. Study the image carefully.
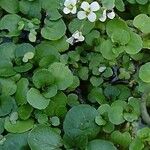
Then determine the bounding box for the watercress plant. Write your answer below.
[0,0,150,150]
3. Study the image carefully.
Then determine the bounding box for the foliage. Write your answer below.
[0,0,150,149]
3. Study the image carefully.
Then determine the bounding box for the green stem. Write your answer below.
[140,91,150,126]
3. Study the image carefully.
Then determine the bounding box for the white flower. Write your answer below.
[98,66,106,73]
[77,1,100,22]
[22,52,34,63]
[66,30,85,45]
[63,0,77,14]
[99,9,115,22]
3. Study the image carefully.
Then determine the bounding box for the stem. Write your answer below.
[140,91,150,126]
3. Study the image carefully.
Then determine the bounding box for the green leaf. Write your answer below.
[78,66,89,80]
[101,0,115,9]
[15,78,29,105]
[88,88,106,104]
[0,0,19,13]
[0,133,29,150]
[43,36,69,52]
[18,104,33,120]
[111,131,132,148]
[32,69,54,89]
[27,88,50,110]
[129,138,144,150]
[0,42,16,60]
[15,43,35,58]
[85,30,100,46]
[86,139,117,150]
[69,18,95,35]
[111,29,131,45]
[136,0,148,5]
[50,116,60,126]
[44,92,67,117]
[124,32,143,55]
[0,14,21,36]
[35,43,60,62]
[28,125,63,150]
[63,105,100,144]
[0,118,4,134]
[106,18,129,37]
[4,117,34,133]
[48,62,73,90]
[0,78,17,95]
[100,40,118,60]
[40,0,62,10]
[133,14,150,34]
[115,0,125,12]
[0,95,13,117]
[19,0,41,19]
[41,19,66,40]
[108,105,125,125]
[0,59,16,77]
[139,62,150,83]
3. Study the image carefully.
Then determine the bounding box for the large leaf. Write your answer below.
[0,132,29,150]
[28,125,63,150]
[0,0,19,13]
[63,105,100,145]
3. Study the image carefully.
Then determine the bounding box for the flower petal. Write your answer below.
[81,1,90,11]
[99,10,107,22]
[66,37,74,45]
[77,11,87,20]
[70,0,77,5]
[90,1,100,12]
[87,12,96,22]
[107,11,115,19]
[63,7,71,14]
[71,6,77,14]
[72,31,80,39]
[64,0,71,6]
[78,35,85,42]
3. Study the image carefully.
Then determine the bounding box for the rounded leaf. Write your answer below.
[41,19,66,40]
[63,105,100,140]
[4,117,34,133]
[27,88,50,110]
[139,62,150,83]
[48,62,73,90]
[86,139,117,150]
[28,125,63,150]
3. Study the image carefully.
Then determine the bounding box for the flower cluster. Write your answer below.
[64,0,115,45]
[63,0,115,23]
